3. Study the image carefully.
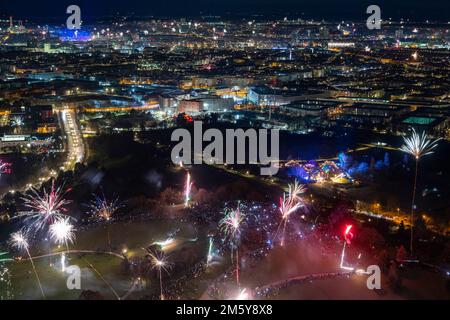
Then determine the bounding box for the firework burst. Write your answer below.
[11,115,24,127]
[147,250,172,300]
[9,230,45,298]
[400,129,440,256]
[285,180,306,204]
[49,217,76,272]
[18,181,71,233]
[401,128,440,160]
[49,217,76,246]
[88,192,122,222]
[220,204,246,286]
[276,180,306,246]
[9,230,29,251]
[220,205,245,241]
[88,192,122,250]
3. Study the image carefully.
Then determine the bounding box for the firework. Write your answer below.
[0,160,12,175]
[148,250,172,300]
[340,224,354,271]
[401,129,440,160]
[11,115,24,127]
[286,180,306,204]
[88,192,122,250]
[206,237,215,267]
[220,206,245,241]
[49,217,76,272]
[152,238,176,252]
[235,288,250,300]
[184,172,192,207]
[18,181,71,233]
[220,205,246,286]
[49,217,76,246]
[276,180,305,246]
[9,231,45,299]
[400,129,440,256]
[88,192,122,222]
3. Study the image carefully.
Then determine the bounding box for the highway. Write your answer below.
[58,106,85,170]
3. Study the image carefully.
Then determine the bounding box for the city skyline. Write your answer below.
[0,0,449,304]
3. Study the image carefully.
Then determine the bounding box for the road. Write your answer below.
[58,106,85,170]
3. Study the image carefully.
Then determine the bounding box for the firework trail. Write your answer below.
[220,204,246,286]
[206,237,215,267]
[184,172,192,207]
[400,129,440,256]
[9,230,45,299]
[340,224,354,271]
[17,181,72,233]
[80,256,120,300]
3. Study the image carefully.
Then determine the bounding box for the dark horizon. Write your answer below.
[1,0,450,23]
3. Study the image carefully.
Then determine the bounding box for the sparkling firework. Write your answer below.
[400,129,440,256]
[148,250,172,300]
[401,129,440,160]
[88,192,122,250]
[11,115,24,127]
[184,172,192,207]
[10,231,29,251]
[9,231,45,298]
[18,181,71,232]
[88,192,122,222]
[285,180,306,205]
[235,288,250,300]
[220,204,246,286]
[49,217,76,247]
[276,180,305,246]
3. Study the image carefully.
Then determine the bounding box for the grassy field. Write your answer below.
[6,218,209,300]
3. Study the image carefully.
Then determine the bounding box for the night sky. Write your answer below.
[0,0,449,22]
